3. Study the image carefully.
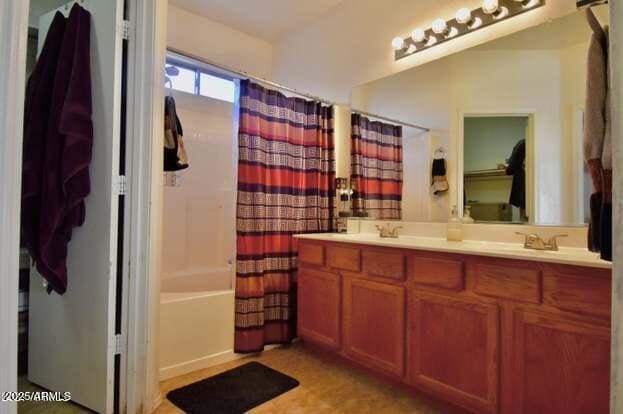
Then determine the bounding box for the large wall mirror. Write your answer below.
[351,7,608,226]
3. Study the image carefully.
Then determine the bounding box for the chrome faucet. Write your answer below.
[376,223,403,238]
[515,232,568,251]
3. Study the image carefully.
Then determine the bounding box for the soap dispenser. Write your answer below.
[462,205,475,224]
[447,205,463,242]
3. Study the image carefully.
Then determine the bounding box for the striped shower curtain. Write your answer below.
[235,80,336,353]
[351,113,403,219]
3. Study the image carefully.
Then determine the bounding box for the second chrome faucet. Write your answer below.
[376,223,403,238]
[515,232,568,251]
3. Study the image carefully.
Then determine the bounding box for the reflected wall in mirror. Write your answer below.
[351,7,608,226]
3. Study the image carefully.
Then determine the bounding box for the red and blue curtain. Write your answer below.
[235,80,335,353]
[351,113,403,219]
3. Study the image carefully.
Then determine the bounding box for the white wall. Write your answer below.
[352,43,588,225]
[167,4,273,78]
[271,0,576,103]
[28,0,68,28]
[162,91,235,279]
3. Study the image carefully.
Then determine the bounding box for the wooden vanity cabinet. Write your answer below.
[297,267,341,350]
[408,292,500,414]
[508,308,610,414]
[297,239,612,414]
[343,274,406,377]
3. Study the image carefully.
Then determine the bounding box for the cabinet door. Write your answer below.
[298,268,341,350]
[409,292,499,414]
[343,276,406,377]
[510,309,610,414]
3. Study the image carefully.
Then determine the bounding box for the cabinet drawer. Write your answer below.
[410,256,464,291]
[474,262,541,304]
[327,245,361,272]
[298,242,325,266]
[542,271,611,318]
[363,250,405,281]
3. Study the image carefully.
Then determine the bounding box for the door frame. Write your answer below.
[457,110,536,223]
[123,0,167,412]
[610,2,623,413]
[0,1,29,414]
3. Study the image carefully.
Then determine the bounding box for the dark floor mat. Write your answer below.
[166,361,300,414]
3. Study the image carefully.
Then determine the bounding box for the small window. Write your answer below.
[200,73,235,103]
[165,56,236,103]
[168,65,196,95]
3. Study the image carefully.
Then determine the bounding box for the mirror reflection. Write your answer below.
[463,115,529,224]
[350,8,608,226]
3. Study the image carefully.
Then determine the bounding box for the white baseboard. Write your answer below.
[158,344,283,381]
[159,350,244,381]
[147,393,162,414]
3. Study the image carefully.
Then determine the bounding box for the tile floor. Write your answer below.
[17,343,460,413]
[156,342,452,414]
[17,377,92,414]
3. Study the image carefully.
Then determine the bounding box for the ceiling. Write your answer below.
[169,0,345,42]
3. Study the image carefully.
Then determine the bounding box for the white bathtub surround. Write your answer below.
[159,289,235,380]
[159,91,239,380]
[297,219,610,269]
[158,283,283,380]
[162,267,232,293]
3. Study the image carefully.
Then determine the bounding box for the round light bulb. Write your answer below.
[431,18,448,35]
[455,7,472,24]
[391,36,405,50]
[482,0,499,14]
[411,28,426,43]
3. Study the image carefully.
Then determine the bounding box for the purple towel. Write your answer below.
[21,12,67,264]
[37,4,93,294]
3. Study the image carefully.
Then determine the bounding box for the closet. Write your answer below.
[18,0,128,413]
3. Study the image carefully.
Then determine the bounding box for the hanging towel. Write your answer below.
[431,158,448,195]
[583,26,611,260]
[505,139,526,210]
[37,4,93,294]
[164,96,189,171]
[21,12,67,262]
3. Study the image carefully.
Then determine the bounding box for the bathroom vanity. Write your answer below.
[295,234,611,414]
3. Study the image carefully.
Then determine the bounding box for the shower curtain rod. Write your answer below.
[350,109,430,132]
[166,47,430,132]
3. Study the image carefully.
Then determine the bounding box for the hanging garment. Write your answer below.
[350,113,403,219]
[583,25,611,260]
[235,80,336,353]
[164,96,189,171]
[21,12,67,262]
[505,139,526,210]
[431,158,448,195]
[37,3,93,294]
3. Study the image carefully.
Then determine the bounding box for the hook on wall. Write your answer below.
[63,0,86,12]
[434,146,446,159]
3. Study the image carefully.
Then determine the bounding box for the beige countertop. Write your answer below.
[294,233,612,270]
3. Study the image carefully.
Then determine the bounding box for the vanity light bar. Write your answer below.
[393,0,544,61]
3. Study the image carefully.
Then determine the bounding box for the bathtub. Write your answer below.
[159,267,240,380]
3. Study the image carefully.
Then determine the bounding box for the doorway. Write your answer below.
[3,0,128,413]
